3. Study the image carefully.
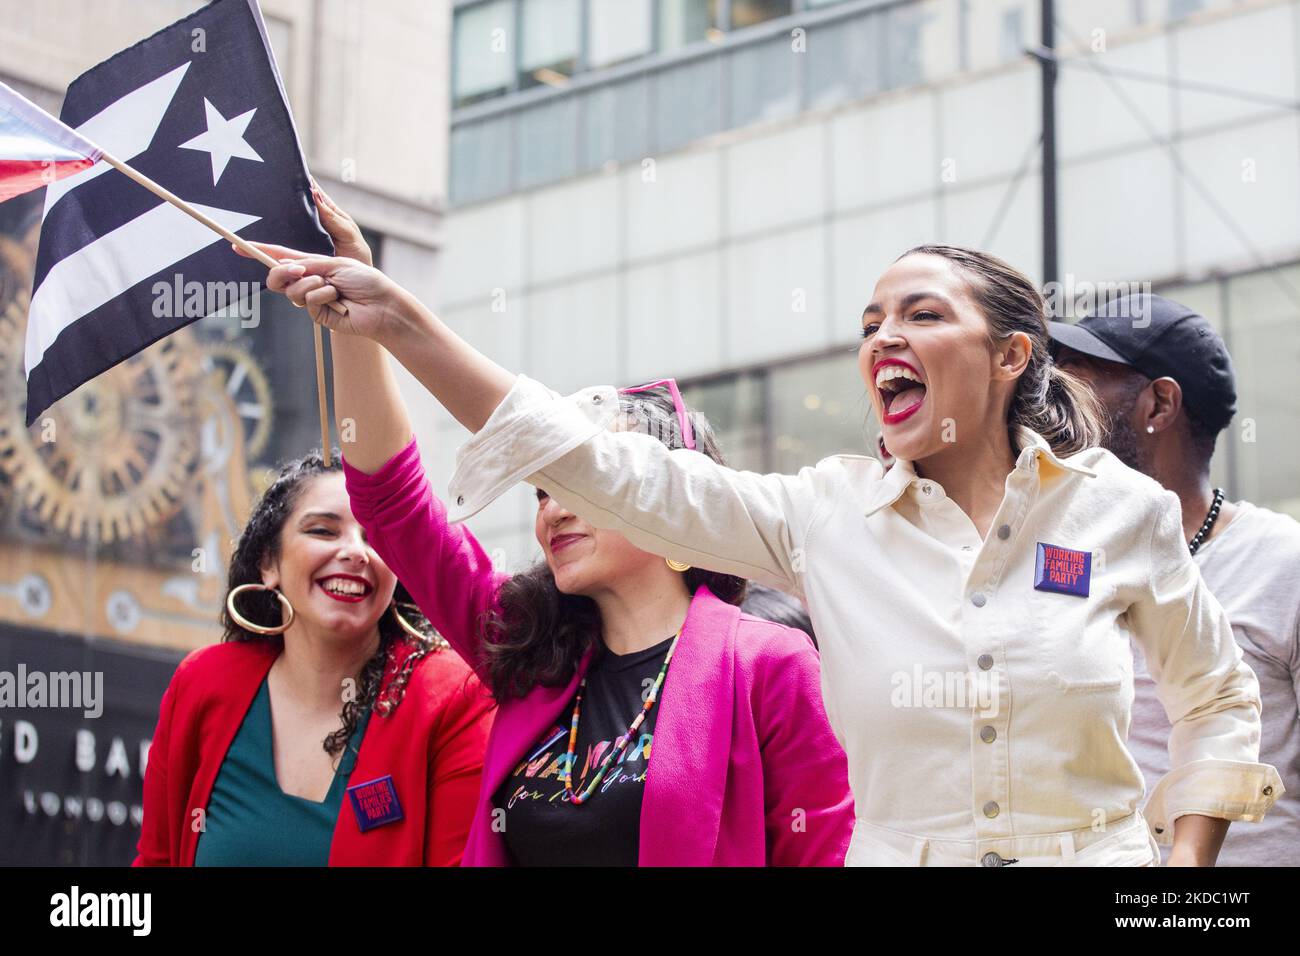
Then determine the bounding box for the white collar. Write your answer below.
[863,425,1096,518]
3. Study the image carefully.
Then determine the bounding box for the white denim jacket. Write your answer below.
[447,373,1284,866]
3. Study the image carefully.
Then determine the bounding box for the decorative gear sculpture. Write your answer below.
[199,339,274,459]
[0,290,204,543]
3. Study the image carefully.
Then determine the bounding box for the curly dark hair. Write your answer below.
[222,448,439,759]
[481,389,747,700]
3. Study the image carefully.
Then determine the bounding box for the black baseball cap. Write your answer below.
[1047,293,1237,432]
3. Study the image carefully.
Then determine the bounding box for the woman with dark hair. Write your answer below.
[252,236,1283,867]
[134,449,495,866]
[233,187,853,867]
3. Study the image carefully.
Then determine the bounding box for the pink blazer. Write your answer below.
[344,438,854,866]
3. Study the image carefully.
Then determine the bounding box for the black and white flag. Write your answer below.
[25,0,332,426]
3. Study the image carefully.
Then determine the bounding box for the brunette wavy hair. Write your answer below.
[481,389,747,700]
[222,448,438,758]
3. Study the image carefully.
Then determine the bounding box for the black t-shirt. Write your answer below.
[493,635,675,866]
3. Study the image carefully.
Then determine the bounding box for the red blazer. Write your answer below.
[133,638,495,866]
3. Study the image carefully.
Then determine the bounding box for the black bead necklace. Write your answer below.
[1188,487,1225,555]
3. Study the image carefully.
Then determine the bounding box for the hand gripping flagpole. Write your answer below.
[98,149,339,465]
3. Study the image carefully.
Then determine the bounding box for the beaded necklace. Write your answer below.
[561,631,679,806]
[1188,487,1225,555]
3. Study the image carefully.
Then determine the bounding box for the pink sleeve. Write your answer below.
[755,632,855,866]
[343,436,510,683]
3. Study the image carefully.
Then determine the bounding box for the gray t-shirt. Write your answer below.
[1128,500,1300,865]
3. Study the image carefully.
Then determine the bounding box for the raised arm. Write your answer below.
[240,182,412,472]
[447,374,829,594]
[241,189,507,676]
[257,257,842,595]
[253,238,514,436]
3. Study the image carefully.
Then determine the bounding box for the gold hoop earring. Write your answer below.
[666,558,691,573]
[390,602,426,640]
[390,602,449,650]
[226,583,295,635]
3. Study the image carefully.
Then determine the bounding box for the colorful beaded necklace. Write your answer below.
[561,631,680,805]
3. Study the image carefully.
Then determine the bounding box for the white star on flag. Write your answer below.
[180,98,263,185]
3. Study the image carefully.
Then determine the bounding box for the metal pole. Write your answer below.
[1040,0,1058,286]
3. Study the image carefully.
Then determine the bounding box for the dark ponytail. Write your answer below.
[1014,359,1105,459]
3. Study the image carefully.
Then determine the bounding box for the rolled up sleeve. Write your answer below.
[447,373,828,595]
[1130,491,1285,843]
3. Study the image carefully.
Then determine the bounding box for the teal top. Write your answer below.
[194,676,371,867]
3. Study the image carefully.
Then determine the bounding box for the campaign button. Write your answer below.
[346,774,404,832]
[1033,542,1091,598]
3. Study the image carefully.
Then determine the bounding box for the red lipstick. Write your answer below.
[315,573,373,604]
[873,358,927,425]
[549,534,585,555]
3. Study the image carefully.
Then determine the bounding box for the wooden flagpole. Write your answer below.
[99,150,339,464]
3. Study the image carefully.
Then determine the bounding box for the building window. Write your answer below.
[1222,265,1300,517]
[1000,8,1025,61]
[582,76,650,170]
[960,1,1033,72]
[519,0,581,89]
[681,350,877,475]
[515,95,579,187]
[658,0,722,52]
[769,353,876,472]
[806,11,885,110]
[730,0,793,30]
[589,0,653,67]
[1167,0,1205,21]
[448,0,1031,204]
[1160,266,1300,519]
[728,34,800,128]
[454,0,514,107]
[885,0,960,90]
[682,372,768,471]
[450,116,513,205]
[652,54,724,152]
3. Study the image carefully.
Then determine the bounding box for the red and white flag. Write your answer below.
[0,81,103,202]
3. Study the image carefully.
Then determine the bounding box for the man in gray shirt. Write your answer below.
[1050,293,1298,866]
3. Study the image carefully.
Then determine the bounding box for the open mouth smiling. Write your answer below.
[873,359,928,425]
[315,573,374,603]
